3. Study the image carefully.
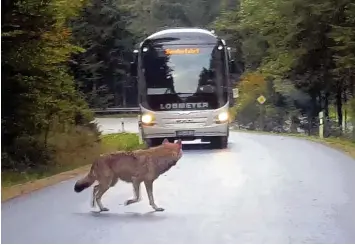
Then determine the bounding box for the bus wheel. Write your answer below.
[145,138,162,148]
[210,136,228,149]
[220,136,228,149]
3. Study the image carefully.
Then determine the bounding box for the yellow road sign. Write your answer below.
[232,88,239,98]
[257,95,266,104]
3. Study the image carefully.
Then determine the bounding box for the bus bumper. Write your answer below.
[140,122,229,140]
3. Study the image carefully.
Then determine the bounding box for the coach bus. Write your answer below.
[130,28,237,148]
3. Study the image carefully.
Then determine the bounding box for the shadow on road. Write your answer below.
[181,141,236,152]
[72,211,168,222]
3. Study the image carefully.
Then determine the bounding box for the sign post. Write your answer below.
[257,95,266,131]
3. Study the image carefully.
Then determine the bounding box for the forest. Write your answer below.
[2,0,355,174]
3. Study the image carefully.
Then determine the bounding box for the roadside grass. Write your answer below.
[100,132,146,152]
[94,113,138,118]
[233,128,355,159]
[1,132,145,201]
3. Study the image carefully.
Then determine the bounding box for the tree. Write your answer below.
[214,0,355,138]
[2,0,96,170]
[70,0,138,108]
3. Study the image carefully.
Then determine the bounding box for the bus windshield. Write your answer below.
[141,43,228,111]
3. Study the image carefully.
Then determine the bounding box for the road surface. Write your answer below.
[2,118,355,243]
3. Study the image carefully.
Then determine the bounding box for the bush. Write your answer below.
[2,136,55,171]
[1,131,144,187]
[1,125,100,186]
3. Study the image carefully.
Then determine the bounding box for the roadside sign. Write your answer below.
[319,111,324,119]
[257,95,266,104]
[233,88,239,98]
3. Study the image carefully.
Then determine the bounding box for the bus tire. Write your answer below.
[211,136,228,149]
[220,136,228,149]
[145,138,162,148]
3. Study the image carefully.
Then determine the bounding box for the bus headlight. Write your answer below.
[217,111,229,122]
[141,114,154,124]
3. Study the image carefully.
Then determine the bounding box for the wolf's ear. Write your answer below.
[176,139,182,147]
[162,138,169,144]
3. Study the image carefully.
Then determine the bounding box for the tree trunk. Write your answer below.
[122,82,127,107]
[336,84,343,129]
[343,87,347,131]
[324,92,329,119]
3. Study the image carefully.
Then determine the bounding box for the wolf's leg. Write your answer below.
[144,180,164,212]
[110,176,119,187]
[124,177,141,206]
[91,184,99,207]
[95,183,110,212]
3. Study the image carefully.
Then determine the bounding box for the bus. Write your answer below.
[130,28,237,148]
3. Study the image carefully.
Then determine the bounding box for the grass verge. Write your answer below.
[233,128,355,159]
[1,132,145,202]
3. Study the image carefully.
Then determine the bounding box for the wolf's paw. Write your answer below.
[100,207,109,212]
[124,199,138,206]
[153,207,165,212]
[124,200,133,206]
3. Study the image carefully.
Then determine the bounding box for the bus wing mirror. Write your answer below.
[130,62,137,77]
[229,60,236,74]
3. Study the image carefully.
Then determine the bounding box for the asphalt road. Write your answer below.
[2,118,355,243]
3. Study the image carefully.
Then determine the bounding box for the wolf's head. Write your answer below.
[161,138,183,163]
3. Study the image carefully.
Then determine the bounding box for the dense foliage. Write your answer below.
[2,0,99,172]
[214,0,355,139]
[2,0,354,173]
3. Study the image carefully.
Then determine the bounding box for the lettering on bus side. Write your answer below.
[160,102,209,110]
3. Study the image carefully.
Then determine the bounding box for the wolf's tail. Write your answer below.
[74,164,96,193]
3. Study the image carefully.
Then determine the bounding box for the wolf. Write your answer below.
[74,138,183,212]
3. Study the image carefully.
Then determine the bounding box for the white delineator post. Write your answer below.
[121,120,125,132]
[138,115,143,144]
[319,111,324,139]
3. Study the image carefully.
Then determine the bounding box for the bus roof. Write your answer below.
[147,28,217,39]
[142,28,219,46]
